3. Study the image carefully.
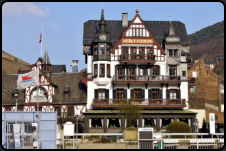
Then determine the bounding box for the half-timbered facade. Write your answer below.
[82,9,196,133]
[2,47,87,132]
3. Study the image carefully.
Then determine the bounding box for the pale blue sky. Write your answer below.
[2,2,224,72]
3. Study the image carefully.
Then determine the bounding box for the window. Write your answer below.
[122,47,128,59]
[152,89,159,99]
[182,71,186,77]
[139,48,145,59]
[192,71,197,78]
[134,89,142,99]
[116,89,124,99]
[139,65,147,75]
[94,64,98,76]
[133,29,135,36]
[130,47,136,59]
[140,29,142,36]
[127,65,135,75]
[191,86,195,93]
[100,64,105,77]
[100,44,105,55]
[67,106,74,117]
[107,49,110,56]
[170,90,177,99]
[44,65,46,71]
[94,44,98,56]
[117,65,125,75]
[169,66,177,76]
[98,90,105,99]
[64,92,69,97]
[147,47,153,59]
[152,66,159,75]
[169,50,178,57]
[107,64,110,77]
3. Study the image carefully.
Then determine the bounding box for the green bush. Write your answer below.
[94,137,111,143]
[166,121,193,138]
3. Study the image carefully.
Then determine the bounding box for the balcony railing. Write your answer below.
[93,99,186,106]
[82,73,93,79]
[120,54,155,61]
[113,75,181,82]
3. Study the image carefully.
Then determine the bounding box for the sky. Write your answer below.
[2,2,224,72]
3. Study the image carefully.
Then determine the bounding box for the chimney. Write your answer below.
[71,60,79,73]
[122,13,128,27]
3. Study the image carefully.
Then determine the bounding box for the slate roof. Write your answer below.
[2,75,25,106]
[50,73,86,104]
[83,20,189,46]
[84,110,196,114]
[51,65,66,73]
[2,72,86,106]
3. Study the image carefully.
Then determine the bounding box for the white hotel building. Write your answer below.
[82,9,196,133]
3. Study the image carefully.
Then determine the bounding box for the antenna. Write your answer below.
[169,14,171,22]
[102,2,104,9]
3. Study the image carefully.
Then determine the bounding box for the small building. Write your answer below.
[187,58,223,128]
[2,46,87,132]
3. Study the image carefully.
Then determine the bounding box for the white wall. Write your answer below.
[181,82,188,109]
[188,109,206,128]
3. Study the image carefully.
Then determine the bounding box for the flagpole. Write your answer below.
[41,28,43,58]
[37,68,39,149]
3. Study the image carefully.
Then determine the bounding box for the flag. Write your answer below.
[39,30,42,43]
[17,69,39,89]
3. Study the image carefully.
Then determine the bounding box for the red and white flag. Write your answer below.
[39,30,42,43]
[17,69,39,89]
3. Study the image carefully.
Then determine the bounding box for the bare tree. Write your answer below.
[117,96,143,131]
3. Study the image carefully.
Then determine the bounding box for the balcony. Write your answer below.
[112,75,181,84]
[120,54,156,63]
[82,73,93,88]
[92,99,186,109]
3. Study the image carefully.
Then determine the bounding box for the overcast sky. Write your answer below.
[2,2,224,72]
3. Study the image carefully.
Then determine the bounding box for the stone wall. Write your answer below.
[187,59,223,123]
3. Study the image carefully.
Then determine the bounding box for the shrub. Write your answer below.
[93,137,111,143]
[166,121,193,138]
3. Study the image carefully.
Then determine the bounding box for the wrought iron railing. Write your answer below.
[93,99,186,106]
[120,54,155,61]
[113,75,181,82]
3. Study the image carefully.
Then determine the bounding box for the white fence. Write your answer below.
[57,133,224,149]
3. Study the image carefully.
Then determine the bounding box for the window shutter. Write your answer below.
[148,89,152,99]
[113,89,116,99]
[177,89,181,99]
[95,89,98,99]
[106,89,109,99]
[123,89,127,99]
[166,89,169,99]
[159,89,162,99]
[141,89,145,99]
[131,89,134,99]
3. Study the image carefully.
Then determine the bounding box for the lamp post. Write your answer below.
[14,93,18,112]
[14,93,18,124]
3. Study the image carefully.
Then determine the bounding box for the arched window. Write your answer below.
[30,88,48,102]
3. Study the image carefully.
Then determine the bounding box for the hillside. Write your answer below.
[2,50,31,76]
[188,20,224,60]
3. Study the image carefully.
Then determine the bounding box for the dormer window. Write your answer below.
[64,92,69,97]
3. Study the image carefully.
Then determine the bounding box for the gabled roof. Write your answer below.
[83,20,189,46]
[2,72,86,106]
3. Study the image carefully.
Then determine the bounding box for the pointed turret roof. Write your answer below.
[42,44,51,64]
[99,9,106,26]
[168,21,176,36]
